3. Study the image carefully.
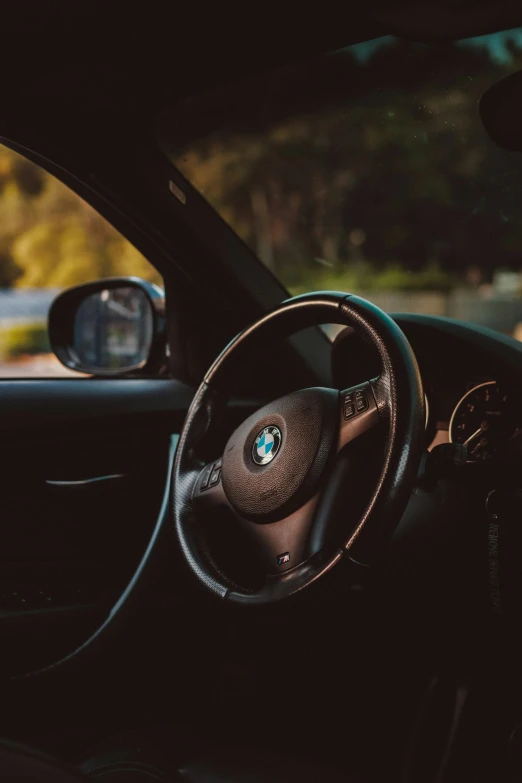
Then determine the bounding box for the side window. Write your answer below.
[0,144,162,377]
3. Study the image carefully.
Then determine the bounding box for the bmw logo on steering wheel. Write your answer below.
[252,426,282,465]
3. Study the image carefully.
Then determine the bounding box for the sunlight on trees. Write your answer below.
[0,147,159,289]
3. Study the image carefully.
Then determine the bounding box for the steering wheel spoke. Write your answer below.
[228,548,343,605]
[193,459,321,576]
[338,380,381,451]
[239,495,319,575]
[192,458,229,509]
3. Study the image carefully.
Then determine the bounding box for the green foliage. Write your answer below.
[0,322,50,358]
[0,146,160,290]
[372,261,456,293]
[289,261,454,296]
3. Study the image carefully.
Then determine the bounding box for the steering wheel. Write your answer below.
[172,292,425,604]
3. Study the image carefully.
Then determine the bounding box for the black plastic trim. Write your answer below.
[0,379,195,435]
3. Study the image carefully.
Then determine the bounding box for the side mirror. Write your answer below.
[48,277,166,376]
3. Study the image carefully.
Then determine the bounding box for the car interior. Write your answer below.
[3,2,522,781]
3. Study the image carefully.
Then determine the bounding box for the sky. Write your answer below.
[351,28,522,65]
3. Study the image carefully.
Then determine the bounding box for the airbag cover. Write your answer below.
[221,387,338,521]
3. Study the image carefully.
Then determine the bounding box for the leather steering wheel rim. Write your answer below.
[172,292,425,605]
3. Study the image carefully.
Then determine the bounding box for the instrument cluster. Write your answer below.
[447,380,522,461]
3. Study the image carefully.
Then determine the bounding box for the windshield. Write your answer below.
[161,29,522,339]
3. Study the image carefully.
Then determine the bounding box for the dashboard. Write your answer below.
[331,314,522,463]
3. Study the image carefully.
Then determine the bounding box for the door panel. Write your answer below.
[0,378,263,676]
[0,380,191,675]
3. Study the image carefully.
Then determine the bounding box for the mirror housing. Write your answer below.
[480,70,522,151]
[48,277,166,376]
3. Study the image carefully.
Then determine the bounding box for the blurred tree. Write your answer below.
[172,36,522,292]
[0,146,160,289]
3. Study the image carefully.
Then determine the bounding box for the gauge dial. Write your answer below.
[449,381,517,461]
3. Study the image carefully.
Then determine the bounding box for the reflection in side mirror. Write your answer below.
[73,286,154,372]
[48,277,166,376]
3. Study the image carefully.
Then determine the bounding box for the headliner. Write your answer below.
[0,0,518,202]
[0,2,521,140]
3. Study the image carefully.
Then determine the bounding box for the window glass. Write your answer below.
[0,145,161,377]
[162,29,522,339]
